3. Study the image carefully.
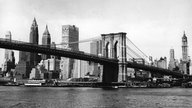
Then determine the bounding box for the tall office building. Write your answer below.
[2,31,15,73]
[157,57,167,69]
[15,18,39,78]
[182,32,188,61]
[60,25,79,79]
[181,31,190,74]
[4,31,12,61]
[16,50,31,78]
[42,25,51,60]
[89,40,102,76]
[29,18,39,67]
[168,49,176,70]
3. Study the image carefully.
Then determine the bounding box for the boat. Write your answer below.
[24,79,45,87]
[24,83,42,87]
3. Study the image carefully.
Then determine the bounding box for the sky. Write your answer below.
[0,0,192,65]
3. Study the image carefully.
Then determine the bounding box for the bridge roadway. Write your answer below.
[0,38,188,78]
[0,38,118,64]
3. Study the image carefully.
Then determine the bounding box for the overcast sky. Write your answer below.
[0,0,192,65]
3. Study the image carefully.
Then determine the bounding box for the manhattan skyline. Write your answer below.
[0,0,192,65]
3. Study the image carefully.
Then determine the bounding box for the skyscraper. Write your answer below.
[4,31,12,61]
[29,18,39,67]
[89,40,102,76]
[42,25,51,60]
[182,31,188,61]
[168,49,176,70]
[181,31,190,74]
[60,25,79,79]
[2,31,15,73]
[15,18,39,79]
[62,25,79,50]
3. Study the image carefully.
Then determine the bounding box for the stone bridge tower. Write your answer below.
[101,32,127,82]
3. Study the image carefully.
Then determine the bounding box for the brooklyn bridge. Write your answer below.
[0,32,189,83]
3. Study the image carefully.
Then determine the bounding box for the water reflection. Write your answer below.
[1,87,192,108]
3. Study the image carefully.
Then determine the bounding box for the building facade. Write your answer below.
[89,40,102,77]
[4,31,12,61]
[60,25,79,79]
[168,49,177,70]
[15,18,40,79]
[153,57,167,69]
[29,18,39,67]
[180,32,190,74]
[2,31,15,75]
[41,25,51,60]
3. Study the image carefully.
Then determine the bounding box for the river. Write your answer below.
[0,86,192,108]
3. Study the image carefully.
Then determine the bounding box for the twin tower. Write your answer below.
[18,18,51,78]
[29,18,51,66]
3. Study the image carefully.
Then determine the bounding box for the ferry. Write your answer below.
[24,83,42,87]
[24,79,45,87]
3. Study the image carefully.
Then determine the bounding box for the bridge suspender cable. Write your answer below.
[55,36,101,45]
[126,50,134,59]
[117,43,140,59]
[126,45,142,58]
[126,37,149,59]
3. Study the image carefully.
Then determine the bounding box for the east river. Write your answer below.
[1,87,192,108]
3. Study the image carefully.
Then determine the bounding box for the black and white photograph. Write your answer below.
[0,0,192,107]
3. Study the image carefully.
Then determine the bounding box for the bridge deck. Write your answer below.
[0,38,118,64]
[0,38,188,78]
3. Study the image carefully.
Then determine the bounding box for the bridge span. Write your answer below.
[0,37,188,83]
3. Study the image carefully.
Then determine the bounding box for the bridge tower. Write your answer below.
[101,32,127,82]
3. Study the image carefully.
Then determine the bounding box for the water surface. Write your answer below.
[0,86,192,108]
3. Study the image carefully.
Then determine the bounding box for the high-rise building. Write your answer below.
[50,42,60,59]
[2,31,15,74]
[168,49,177,70]
[41,25,51,60]
[15,18,39,79]
[4,31,12,61]
[62,25,79,50]
[89,40,102,76]
[182,31,188,61]
[157,57,167,69]
[29,18,39,67]
[170,49,175,60]
[60,25,79,79]
[181,31,190,74]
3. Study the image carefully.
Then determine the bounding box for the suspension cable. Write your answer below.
[126,37,148,58]
[126,45,142,58]
[56,36,101,45]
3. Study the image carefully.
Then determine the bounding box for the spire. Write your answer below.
[43,25,50,35]
[182,30,187,39]
[32,17,37,26]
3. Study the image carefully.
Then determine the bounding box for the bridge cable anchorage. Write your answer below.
[126,37,149,59]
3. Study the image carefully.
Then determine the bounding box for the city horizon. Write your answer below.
[0,0,192,65]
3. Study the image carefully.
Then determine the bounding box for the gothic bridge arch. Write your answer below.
[101,32,127,82]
